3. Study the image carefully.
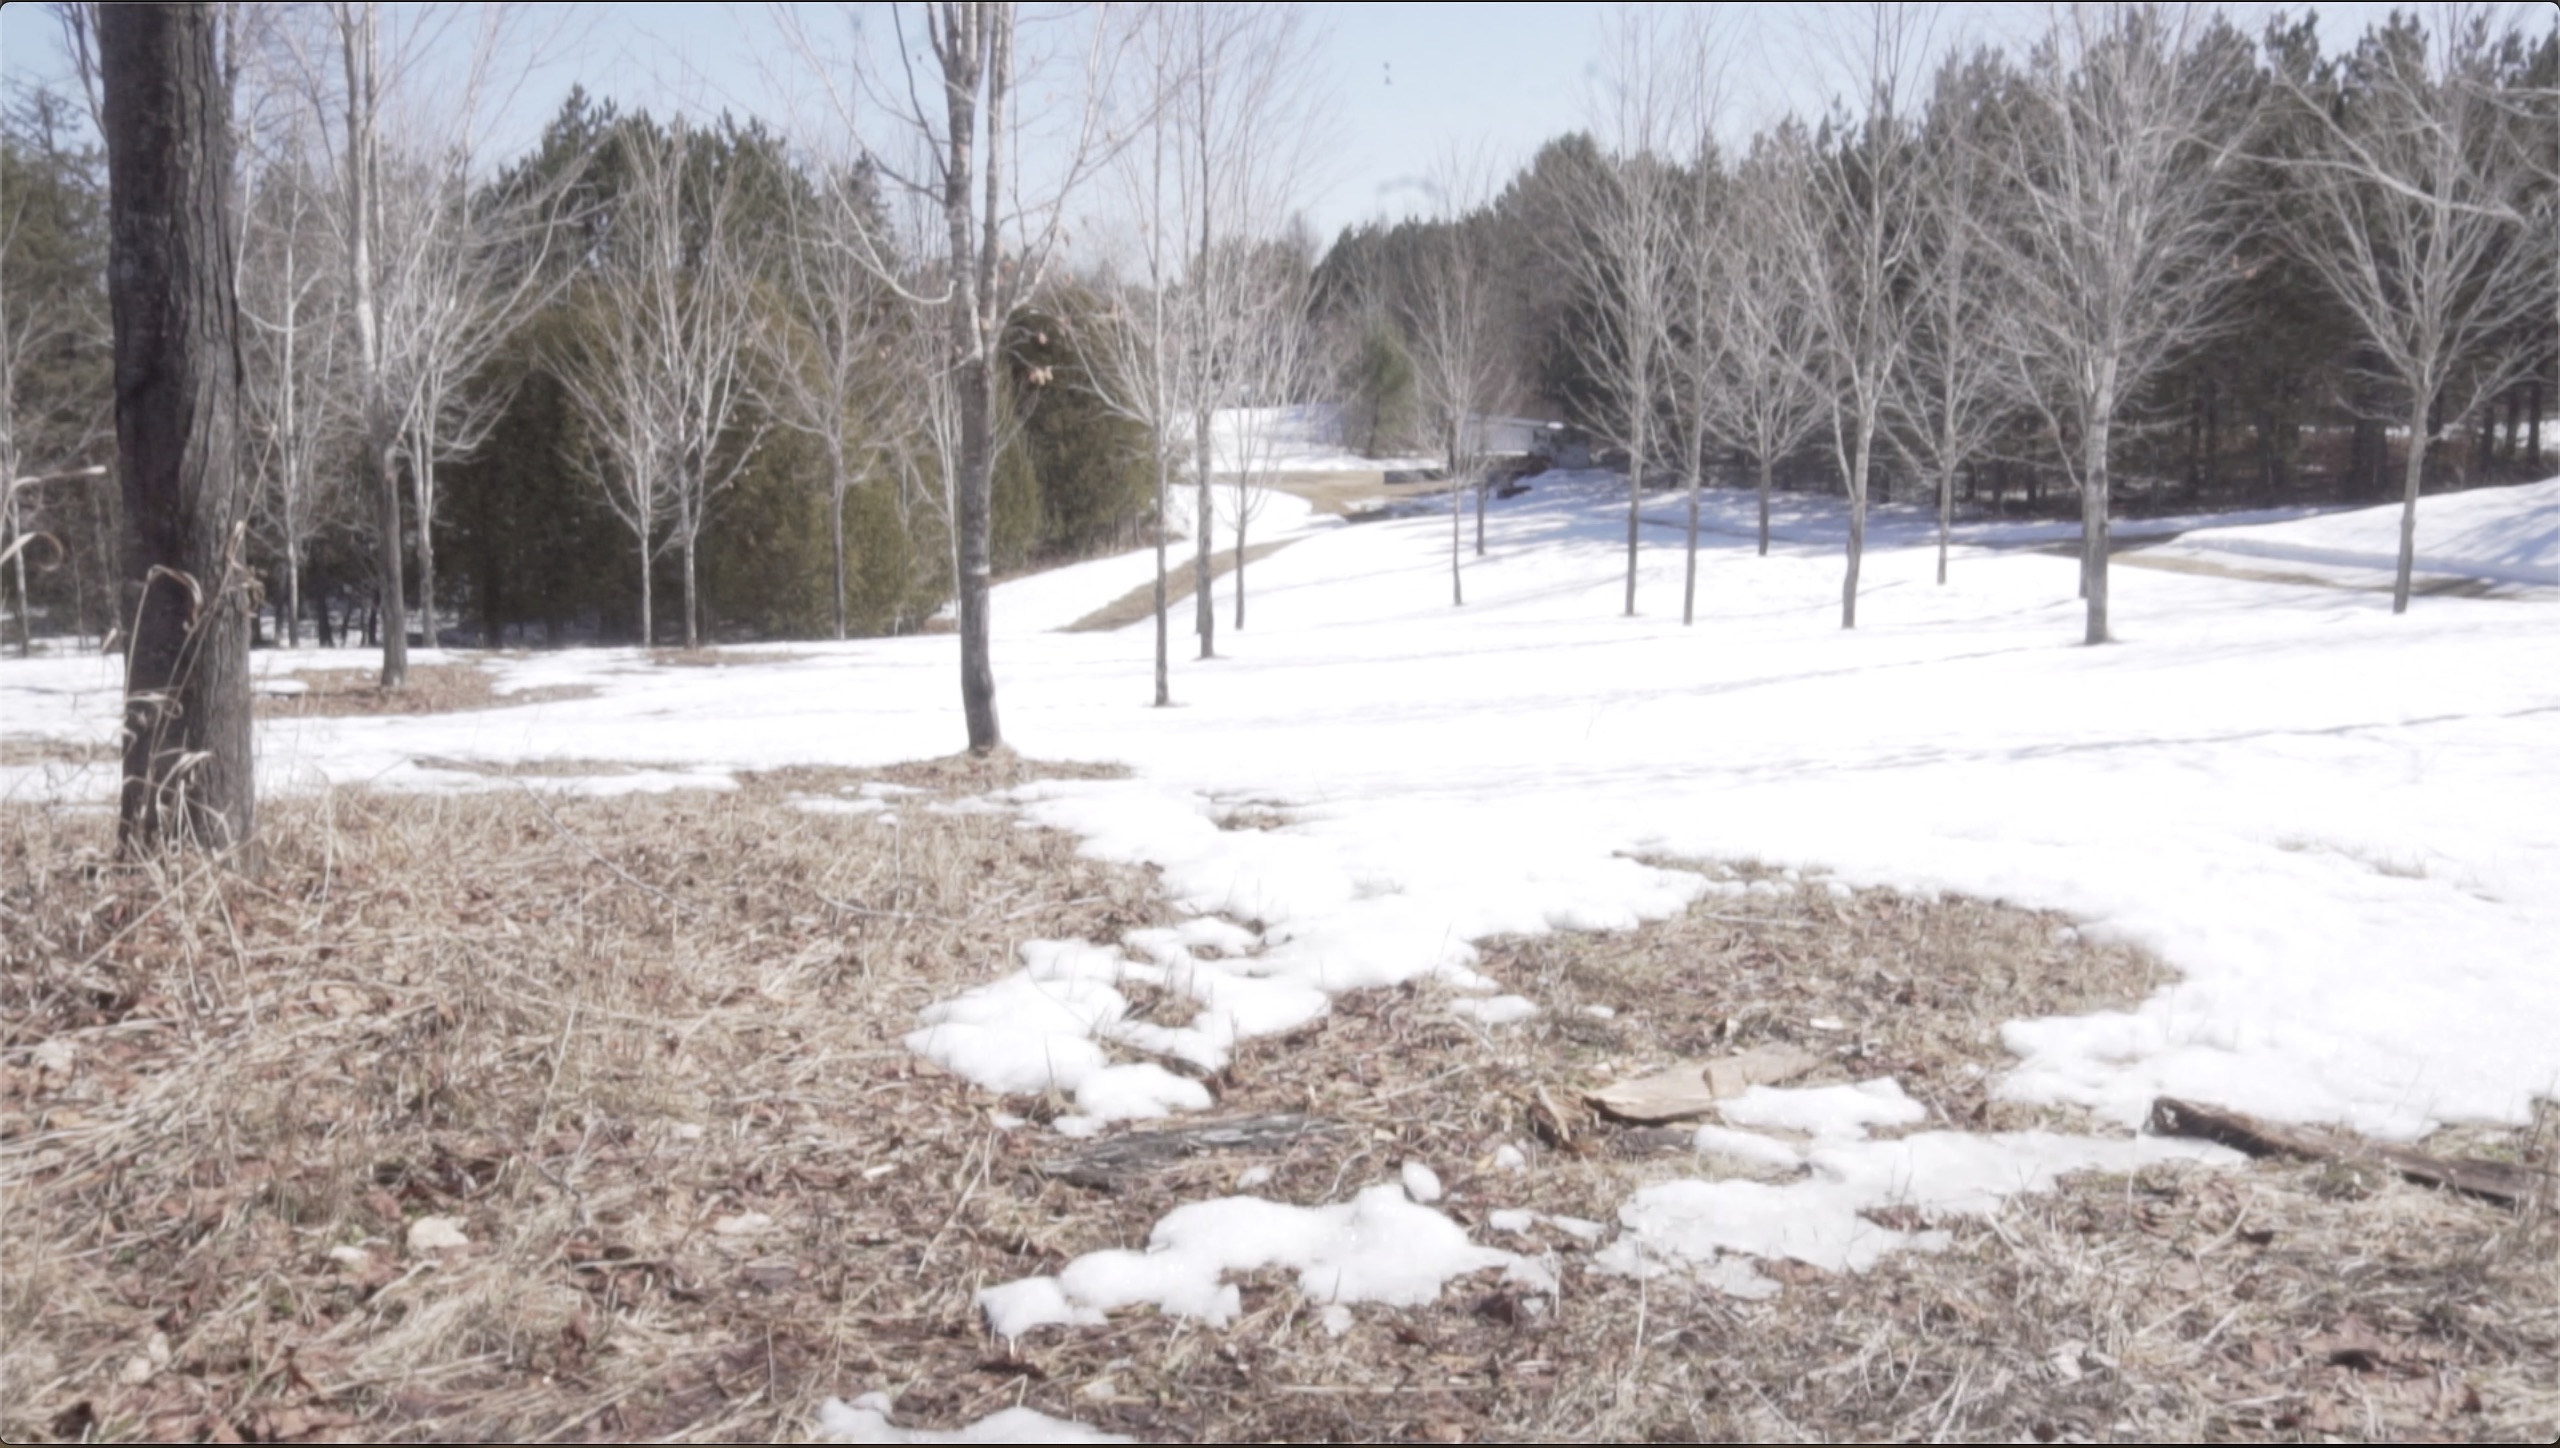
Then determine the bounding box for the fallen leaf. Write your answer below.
[712,1211,774,1236]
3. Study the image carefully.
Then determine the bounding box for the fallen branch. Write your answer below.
[2147,1096,2550,1209]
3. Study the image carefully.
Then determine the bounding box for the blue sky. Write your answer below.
[1,3,2518,248]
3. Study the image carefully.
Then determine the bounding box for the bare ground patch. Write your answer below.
[0,737,117,769]
[1059,540,1301,634]
[257,662,594,719]
[2,808,2548,1442]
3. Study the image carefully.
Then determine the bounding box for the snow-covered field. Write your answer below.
[7,473,2553,1440]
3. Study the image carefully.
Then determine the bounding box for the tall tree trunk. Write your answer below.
[6,489,30,656]
[1194,418,1214,657]
[636,533,653,648]
[1153,450,1170,706]
[830,450,848,641]
[285,551,301,648]
[104,4,253,855]
[2082,415,2112,645]
[1757,453,1772,556]
[412,447,437,650]
[339,2,406,688]
[2394,394,2426,615]
[1624,420,1642,616]
[681,530,698,650]
[1450,426,1463,607]
[954,350,999,751]
[1681,461,1700,626]
[1936,462,1952,586]
[1841,428,1870,630]
[1233,471,1248,632]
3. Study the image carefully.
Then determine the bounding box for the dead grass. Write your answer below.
[646,650,816,669]
[257,663,593,719]
[3,812,2548,1443]
[0,738,117,769]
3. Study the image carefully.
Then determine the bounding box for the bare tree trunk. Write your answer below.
[285,553,300,648]
[954,352,999,750]
[1842,432,1869,630]
[830,450,848,640]
[1450,443,1464,607]
[1153,451,1169,705]
[2394,396,2426,615]
[2083,417,2112,644]
[1624,429,1642,616]
[1193,418,1214,657]
[1474,474,1486,556]
[412,447,437,649]
[636,537,653,647]
[1936,463,1952,585]
[1232,473,1247,632]
[1681,462,1700,625]
[681,531,698,650]
[103,3,254,857]
[1757,454,1772,556]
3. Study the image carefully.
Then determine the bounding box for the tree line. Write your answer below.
[10,3,2553,857]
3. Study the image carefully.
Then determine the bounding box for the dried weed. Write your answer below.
[3,814,2547,1443]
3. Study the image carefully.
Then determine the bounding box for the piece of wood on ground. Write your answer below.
[1586,1045,1823,1124]
[2147,1096,2552,1209]
[1036,1112,1337,1192]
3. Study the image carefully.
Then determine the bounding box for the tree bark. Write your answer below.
[2394,395,2425,615]
[103,3,254,857]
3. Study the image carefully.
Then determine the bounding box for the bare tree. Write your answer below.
[1777,4,1930,630]
[101,3,254,856]
[1222,228,1320,633]
[1577,3,1692,618]
[1892,48,2020,587]
[1398,160,1505,608]
[1709,129,1826,561]
[780,2,1130,755]
[770,153,901,640]
[237,122,345,648]
[1985,3,2255,644]
[558,120,766,652]
[282,1,560,681]
[2276,4,2551,614]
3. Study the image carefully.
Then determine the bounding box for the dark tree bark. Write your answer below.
[102,4,253,857]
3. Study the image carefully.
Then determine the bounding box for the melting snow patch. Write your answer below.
[1716,1078,1928,1140]
[815,1393,1127,1444]
[979,1184,1543,1337]
[1448,993,1539,1025]
[1602,1129,2233,1293]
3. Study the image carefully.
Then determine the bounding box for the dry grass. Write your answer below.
[0,738,117,769]
[645,650,816,669]
[257,663,593,719]
[3,810,2549,1443]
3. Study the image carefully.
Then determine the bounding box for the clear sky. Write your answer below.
[2,2,2530,250]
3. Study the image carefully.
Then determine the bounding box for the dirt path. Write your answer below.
[1060,538,1301,632]
[2110,547,2523,598]
[1060,468,1461,633]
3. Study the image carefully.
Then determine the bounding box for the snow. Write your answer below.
[9,468,2554,1390]
[815,1393,1126,1444]
[978,1183,1547,1338]
[2158,476,2559,588]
